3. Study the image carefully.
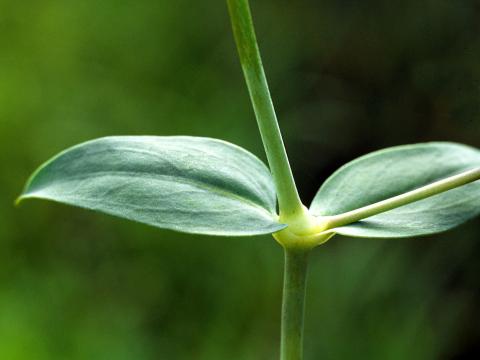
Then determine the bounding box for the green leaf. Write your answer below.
[310,142,480,238]
[18,136,285,236]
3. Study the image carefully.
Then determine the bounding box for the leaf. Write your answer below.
[18,136,285,236]
[310,142,480,238]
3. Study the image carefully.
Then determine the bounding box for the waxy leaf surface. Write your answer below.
[310,142,480,238]
[19,136,285,236]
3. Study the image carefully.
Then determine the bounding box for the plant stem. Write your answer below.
[281,248,310,360]
[324,167,480,229]
[226,0,304,221]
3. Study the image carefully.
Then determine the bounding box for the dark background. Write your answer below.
[1,0,479,358]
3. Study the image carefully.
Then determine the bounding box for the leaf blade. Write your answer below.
[310,142,480,238]
[19,136,285,236]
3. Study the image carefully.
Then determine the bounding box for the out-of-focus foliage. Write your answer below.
[1,0,479,359]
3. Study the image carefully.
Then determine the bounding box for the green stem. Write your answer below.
[281,248,310,360]
[324,167,480,229]
[226,0,303,220]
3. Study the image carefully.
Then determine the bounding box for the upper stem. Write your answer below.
[226,0,304,221]
[323,167,480,229]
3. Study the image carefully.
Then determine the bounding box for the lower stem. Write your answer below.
[281,248,310,360]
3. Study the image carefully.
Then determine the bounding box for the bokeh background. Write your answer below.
[1,0,480,359]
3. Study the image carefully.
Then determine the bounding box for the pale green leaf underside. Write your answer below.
[311,142,480,238]
[19,136,285,236]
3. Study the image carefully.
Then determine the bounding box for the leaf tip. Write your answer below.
[14,194,28,207]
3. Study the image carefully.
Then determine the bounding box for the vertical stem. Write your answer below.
[226,0,304,220]
[227,2,311,358]
[281,248,310,360]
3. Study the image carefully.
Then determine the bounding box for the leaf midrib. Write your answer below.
[27,170,277,218]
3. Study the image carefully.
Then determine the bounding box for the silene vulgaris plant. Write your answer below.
[17,1,480,359]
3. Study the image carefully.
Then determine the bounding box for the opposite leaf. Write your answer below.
[18,136,285,236]
[311,142,480,238]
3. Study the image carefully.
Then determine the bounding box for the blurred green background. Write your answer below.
[1,0,480,359]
